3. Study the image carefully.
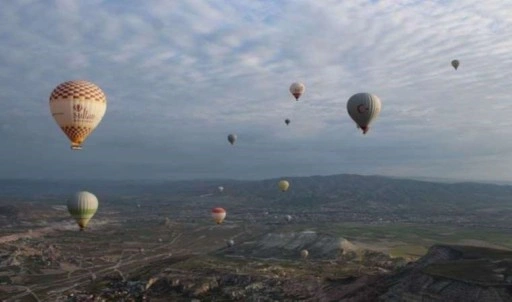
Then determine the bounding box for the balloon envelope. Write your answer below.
[289,82,305,101]
[227,134,237,145]
[49,80,107,150]
[278,180,290,192]
[285,119,290,125]
[451,59,459,70]
[67,191,99,231]
[218,186,224,193]
[300,249,309,259]
[346,93,382,134]
[211,207,226,224]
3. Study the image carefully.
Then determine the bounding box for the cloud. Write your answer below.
[0,0,512,182]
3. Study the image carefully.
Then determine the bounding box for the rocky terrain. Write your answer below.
[53,244,512,301]
[1,174,512,301]
[370,244,512,301]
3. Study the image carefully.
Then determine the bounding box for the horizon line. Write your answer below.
[0,173,510,186]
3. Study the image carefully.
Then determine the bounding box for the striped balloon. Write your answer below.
[67,191,99,231]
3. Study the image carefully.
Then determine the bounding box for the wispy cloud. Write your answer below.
[0,0,511,181]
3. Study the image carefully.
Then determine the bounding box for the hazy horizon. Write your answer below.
[1,1,512,182]
[1,172,511,187]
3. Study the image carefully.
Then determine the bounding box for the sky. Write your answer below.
[1,0,512,182]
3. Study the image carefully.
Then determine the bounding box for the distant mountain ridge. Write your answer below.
[1,174,512,213]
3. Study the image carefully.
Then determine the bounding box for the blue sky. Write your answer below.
[1,0,512,181]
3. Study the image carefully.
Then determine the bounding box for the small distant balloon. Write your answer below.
[300,249,309,259]
[278,180,290,192]
[218,186,224,193]
[285,119,290,125]
[289,82,305,101]
[227,134,237,145]
[285,215,292,222]
[346,93,382,135]
[227,239,235,247]
[451,59,459,70]
[211,207,226,224]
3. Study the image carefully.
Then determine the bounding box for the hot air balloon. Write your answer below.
[278,180,290,192]
[218,186,224,193]
[347,93,382,134]
[227,134,237,145]
[300,249,309,259]
[285,215,292,222]
[289,82,305,101]
[227,239,235,247]
[67,191,99,231]
[211,207,226,224]
[285,119,290,125]
[49,80,107,150]
[451,59,459,70]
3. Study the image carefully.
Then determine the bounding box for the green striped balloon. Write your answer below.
[67,191,98,231]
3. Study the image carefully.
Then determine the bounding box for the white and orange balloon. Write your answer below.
[211,207,226,224]
[49,80,107,150]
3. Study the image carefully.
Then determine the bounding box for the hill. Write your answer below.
[373,244,512,301]
[2,174,512,213]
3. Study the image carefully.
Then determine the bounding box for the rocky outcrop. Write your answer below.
[374,244,512,301]
[62,244,512,301]
[224,231,353,260]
